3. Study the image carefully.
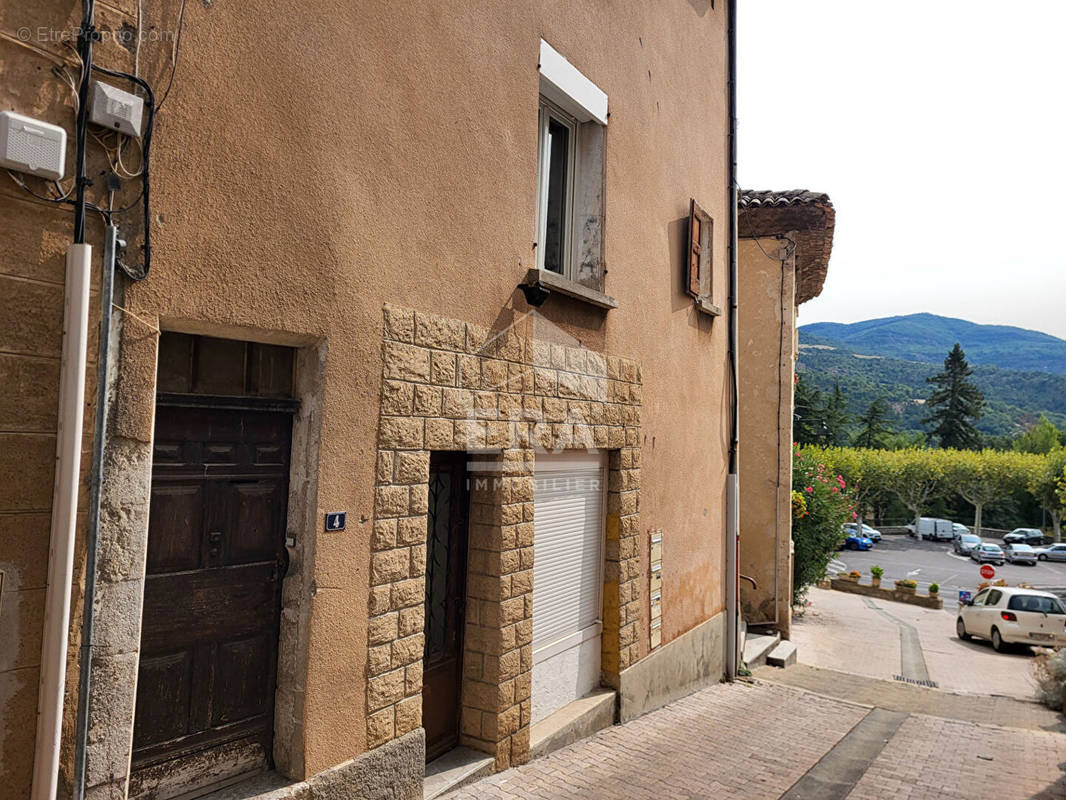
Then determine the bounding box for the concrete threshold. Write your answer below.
[779,707,908,800]
[423,746,494,800]
[529,688,617,760]
[742,632,780,669]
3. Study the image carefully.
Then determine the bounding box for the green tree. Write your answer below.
[827,446,893,530]
[1029,449,1066,542]
[823,384,851,445]
[923,343,985,449]
[944,449,1038,537]
[888,448,947,529]
[794,374,826,445]
[1013,416,1062,455]
[853,399,894,449]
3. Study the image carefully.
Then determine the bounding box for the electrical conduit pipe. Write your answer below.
[32,243,93,800]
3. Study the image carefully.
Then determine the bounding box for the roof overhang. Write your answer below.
[738,189,835,305]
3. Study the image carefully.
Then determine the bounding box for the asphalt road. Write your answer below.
[831,534,1066,612]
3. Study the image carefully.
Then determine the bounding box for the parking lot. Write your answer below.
[832,534,1066,611]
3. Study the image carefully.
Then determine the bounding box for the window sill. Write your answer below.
[525,268,618,310]
[695,296,722,317]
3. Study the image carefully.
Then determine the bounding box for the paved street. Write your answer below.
[793,587,1040,699]
[444,675,1066,800]
[832,534,1066,611]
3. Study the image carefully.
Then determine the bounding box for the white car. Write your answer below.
[957,587,1066,651]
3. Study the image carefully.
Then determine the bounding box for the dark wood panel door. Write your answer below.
[133,405,292,783]
[423,453,470,762]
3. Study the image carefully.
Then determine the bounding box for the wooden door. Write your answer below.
[132,404,291,790]
[422,453,470,762]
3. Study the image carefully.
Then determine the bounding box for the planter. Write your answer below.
[842,575,860,583]
[895,584,917,595]
[871,577,881,588]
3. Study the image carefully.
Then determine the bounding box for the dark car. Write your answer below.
[1004,528,1045,546]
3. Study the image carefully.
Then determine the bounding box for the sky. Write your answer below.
[737,1,1066,340]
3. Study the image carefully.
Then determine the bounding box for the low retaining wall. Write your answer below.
[828,578,943,610]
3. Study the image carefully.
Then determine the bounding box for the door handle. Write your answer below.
[208,531,223,556]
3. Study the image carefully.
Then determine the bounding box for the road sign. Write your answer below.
[979,564,995,580]
[958,590,972,604]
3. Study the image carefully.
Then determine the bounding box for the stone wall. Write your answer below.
[365,305,643,771]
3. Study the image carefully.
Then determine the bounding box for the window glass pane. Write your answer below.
[543,117,569,274]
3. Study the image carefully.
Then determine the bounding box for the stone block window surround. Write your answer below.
[534,39,609,302]
[366,305,643,772]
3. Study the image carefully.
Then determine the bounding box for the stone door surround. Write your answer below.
[366,305,643,770]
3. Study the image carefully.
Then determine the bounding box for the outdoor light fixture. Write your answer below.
[518,280,551,307]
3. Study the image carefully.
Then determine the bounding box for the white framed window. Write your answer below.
[534,40,608,290]
[536,98,578,276]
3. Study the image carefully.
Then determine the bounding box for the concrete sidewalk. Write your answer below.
[792,587,1040,699]
[443,676,1066,799]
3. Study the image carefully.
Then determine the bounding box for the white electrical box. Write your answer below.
[90,81,144,138]
[0,111,67,180]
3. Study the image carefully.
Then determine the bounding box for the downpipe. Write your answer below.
[32,244,93,800]
[724,0,740,681]
[72,225,120,800]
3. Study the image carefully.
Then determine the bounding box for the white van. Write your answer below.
[907,517,954,541]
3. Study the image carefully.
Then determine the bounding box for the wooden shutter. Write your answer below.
[687,199,712,299]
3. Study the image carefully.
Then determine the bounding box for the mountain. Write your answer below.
[800,313,1066,375]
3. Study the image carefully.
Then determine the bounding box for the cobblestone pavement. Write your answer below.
[444,682,868,799]
[444,675,1066,800]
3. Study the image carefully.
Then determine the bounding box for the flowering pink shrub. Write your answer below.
[792,444,855,606]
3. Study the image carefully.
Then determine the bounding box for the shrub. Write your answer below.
[895,579,917,589]
[929,582,940,593]
[792,444,854,606]
[1033,648,1066,710]
[848,570,861,579]
[870,565,884,578]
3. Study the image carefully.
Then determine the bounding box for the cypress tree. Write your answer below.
[854,398,893,449]
[923,343,985,449]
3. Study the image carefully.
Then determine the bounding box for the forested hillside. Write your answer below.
[797,341,1066,437]
[801,313,1066,375]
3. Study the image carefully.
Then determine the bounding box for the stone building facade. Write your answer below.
[0,2,754,799]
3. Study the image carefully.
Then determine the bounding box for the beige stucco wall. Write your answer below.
[738,237,794,636]
[0,0,732,790]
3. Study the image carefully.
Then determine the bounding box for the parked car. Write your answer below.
[908,517,954,541]
[970,542,1005,565]
[1034,543,1066,562]
[957,586,1066,651]
[839,533,873,551]
[953,533,981,556]
[1004,528,1046,545]
[952,523,970,537]
[843,523,881,542]
[1003,543,1037,565]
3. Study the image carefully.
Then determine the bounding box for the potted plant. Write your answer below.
[845,570,861,583]
[895,578,917,595]
[928,582,939,596]
[870,565,884,588]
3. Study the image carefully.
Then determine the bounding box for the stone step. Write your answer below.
[766,640,797,668]
[742,632,781,669]
[423,747,495,800]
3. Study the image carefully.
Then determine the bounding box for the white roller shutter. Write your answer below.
[532,452,605,658]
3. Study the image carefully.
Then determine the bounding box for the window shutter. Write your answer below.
[687,199,702,297]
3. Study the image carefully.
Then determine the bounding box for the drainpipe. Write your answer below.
[72,224,120,800]
[32,243,93,800]
[33,2,95,795]
[724,0,740,681]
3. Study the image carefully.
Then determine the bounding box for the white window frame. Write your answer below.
[536,97,578,277]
